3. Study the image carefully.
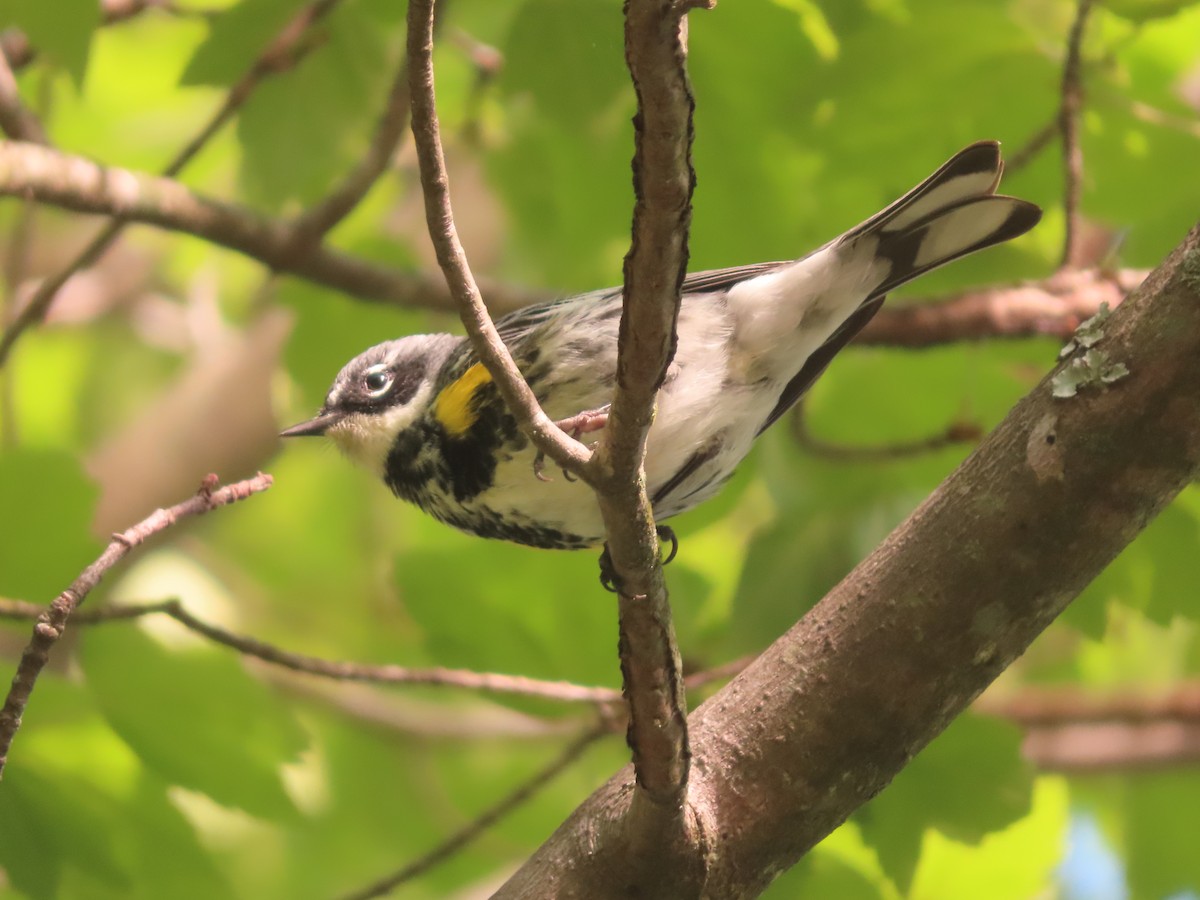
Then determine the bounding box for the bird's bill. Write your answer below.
[280,410,343,438]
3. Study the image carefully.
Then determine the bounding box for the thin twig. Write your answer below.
[0,0,345,370]
[682,654,754,691]
[977,683,1200,726]
[340,723,611,900]
[1128,98,1200,140]
[405,0,591,476]
[0,473,274,780]
[1059,0,1094,269]
[287,54,412,245]
[1005,118,1056,173]
[0,597,623,703]
[0,45,46,143]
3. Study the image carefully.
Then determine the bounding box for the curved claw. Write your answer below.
[656,525,679,565]
[598,544,619,593]
[532,451,552,483]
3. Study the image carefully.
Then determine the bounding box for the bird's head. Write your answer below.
[280,334,459,476]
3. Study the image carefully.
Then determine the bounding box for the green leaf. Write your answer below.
[908,777,1069,900]
[235,4,395,208]
[1141,500,1200,625]
[397,537,620,695]
[81,625,308,819]
[279,278,433,409]
[180,0,308,86]
[770,850,890,900]
[4,0,98,86]
[488,0,632,290]
[1126,772,1200,899]
[0,760,129,899]
[1103,0,1200,23]
[0,449,100,602]
[767,820,899,899]
[0,675,231,900]
[769,0,840,60]
[858,715,1032,891]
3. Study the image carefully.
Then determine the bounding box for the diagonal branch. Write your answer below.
[405,0,591,477]
[340,723,611,900]
[496,222,1200,895]
[287,52,412,244]
[0,140,542,315]
[0,473,274,781]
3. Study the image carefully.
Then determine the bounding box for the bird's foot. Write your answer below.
[598,525,680,593]
[532,404,611,482]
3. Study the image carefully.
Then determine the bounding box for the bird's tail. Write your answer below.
[844,140,1041,295]
[741,142,1041,434]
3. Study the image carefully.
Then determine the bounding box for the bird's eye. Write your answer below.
[363,365,393,396]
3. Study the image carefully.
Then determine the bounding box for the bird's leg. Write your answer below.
[597,525,680,594]
[532,404,612,482]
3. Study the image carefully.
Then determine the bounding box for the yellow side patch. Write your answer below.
[434,362,492,437]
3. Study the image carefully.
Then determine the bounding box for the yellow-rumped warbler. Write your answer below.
[282,142,1040,551]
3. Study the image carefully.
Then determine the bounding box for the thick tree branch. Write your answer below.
[496,225,1200,896]
[405,0,591,477]
[0,473,274,780]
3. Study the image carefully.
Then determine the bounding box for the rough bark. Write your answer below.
[496,227,1200,898]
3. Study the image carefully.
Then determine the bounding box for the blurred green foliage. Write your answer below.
[1,0,1199,897]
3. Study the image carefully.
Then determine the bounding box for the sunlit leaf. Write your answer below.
[81,626,308,819]
[0,450,100,602]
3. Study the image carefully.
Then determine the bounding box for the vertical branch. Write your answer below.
[585,0,710,813]
[1059,0,1093,269]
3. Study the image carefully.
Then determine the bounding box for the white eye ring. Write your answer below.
[363,364,393,397]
